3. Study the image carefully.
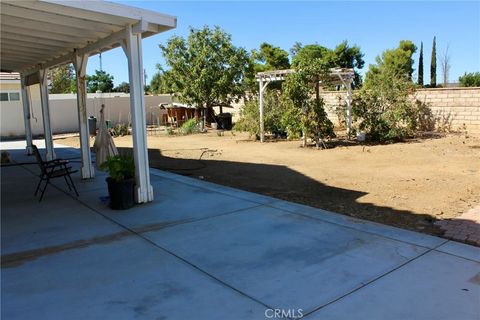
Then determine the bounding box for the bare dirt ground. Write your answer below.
[58,131,480,236]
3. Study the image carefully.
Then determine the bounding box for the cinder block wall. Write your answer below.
[320,87,480,135]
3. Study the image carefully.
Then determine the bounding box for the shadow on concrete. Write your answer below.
[114,146,444,236]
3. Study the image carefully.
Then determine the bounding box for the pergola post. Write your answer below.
[38,68,55,160]
[123,24,153,203]
[74,53,95,179]
[20,75,33,155]
[258,79,269,143]
[259,79,264,143]
[345,79,353,137]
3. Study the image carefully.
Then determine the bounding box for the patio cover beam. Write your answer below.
[21,28,129,77]
[0,14,110,39]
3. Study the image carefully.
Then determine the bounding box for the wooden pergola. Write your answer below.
[256,68,355,142]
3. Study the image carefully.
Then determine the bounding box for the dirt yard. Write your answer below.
[58,131,480,236]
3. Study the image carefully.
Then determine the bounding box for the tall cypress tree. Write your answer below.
[418,42,424,86]
[430,36,437,87]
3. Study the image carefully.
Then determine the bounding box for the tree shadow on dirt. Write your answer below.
[116,146,446,237]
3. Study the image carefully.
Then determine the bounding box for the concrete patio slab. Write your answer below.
[436,240,480,262]
[268,199,446,249]
[309,250,480,320]
[75,175,260,230]
[1,165,126,256]
[152,169,281,205]
[2,141,479,320]
[143,205,428,313]
[2,236,267,320]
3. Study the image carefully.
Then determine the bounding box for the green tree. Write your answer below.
[234,90,289,139]
[418,42,424,86]
[159,26,251,122]
[252,42,290,72]
[49,64,76,93]
[292,41,364,87]
[282,61,335,147]
[291,44,332,68]
[149,68,173,94]
[113,82,129,93]
[87,70,114,93]
[289,42,303,59]
[365,40,417,87]
[459,72,480,87]
[430,36,437,87]
[352,67,420,141]
[331,41,365,87]
[246,42,290,91]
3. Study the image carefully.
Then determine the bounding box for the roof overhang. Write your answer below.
[0,0,177,76]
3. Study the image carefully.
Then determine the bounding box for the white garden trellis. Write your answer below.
[256,68,355,142]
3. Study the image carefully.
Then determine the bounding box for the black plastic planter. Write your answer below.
[106,177,135,210]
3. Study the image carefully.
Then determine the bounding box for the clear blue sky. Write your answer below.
[88,1,480,86]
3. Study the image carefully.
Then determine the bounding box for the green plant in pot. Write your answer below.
[100,155,135,210]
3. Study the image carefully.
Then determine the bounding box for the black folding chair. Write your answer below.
[32,145,79,201]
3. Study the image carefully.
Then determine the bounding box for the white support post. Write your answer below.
[38,68,55,160]
[259,79,264,143]
[346,79,352,137]
[20,75,33,155]
[74,53,95,179]
[123,25,153,203]
[258,79,268,143]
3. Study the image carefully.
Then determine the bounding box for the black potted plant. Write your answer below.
[100,155,135,210]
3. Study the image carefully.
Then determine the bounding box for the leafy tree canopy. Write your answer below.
[251,42,290,73]
[291,44,332,68]
[113,82,129,93]
[87,70,114,93]
[280,60,335,146]
[459,72,480,87]
[49,64,76,94]
[365,40,417,87]
[159,26,251,109]
[150,68,175,94]
[289,41,303,60]
[292,41,364,87]
[353,66,420,141]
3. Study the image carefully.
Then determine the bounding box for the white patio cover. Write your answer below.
[0,0,177,203]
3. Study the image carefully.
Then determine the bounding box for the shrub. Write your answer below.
[234,97,260,138]
[351,69,419,141]
[179,118,200,135]
[282,68,335,147]
[99,155,135,182]
[166,126,175,135]
[234,90,288,139]
[459,72,480,87]
[111,123,129,137]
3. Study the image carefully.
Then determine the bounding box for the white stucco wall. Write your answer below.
[0,93,172,138]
